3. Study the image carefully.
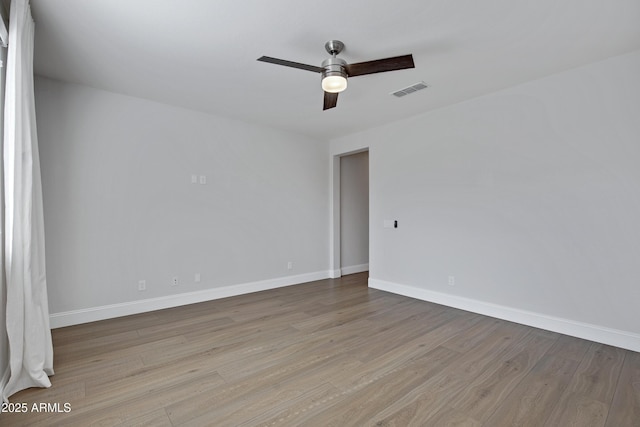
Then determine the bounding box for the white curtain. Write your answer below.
[2,0,53,401]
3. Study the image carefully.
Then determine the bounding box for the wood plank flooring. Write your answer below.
[2,272,639,426]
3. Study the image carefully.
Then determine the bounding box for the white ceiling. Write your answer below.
[29,0,640,140]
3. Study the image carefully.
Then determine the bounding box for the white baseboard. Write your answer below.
[368,278,640,353]
[328,269,342,279]
[50,271,330,329]
[0,366,9,403]
[340,263,369,275]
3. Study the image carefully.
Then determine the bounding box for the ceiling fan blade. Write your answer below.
[323,91,338,110]
[257,56,323,73]
[345,54,414,77]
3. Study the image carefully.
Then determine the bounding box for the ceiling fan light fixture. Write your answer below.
[322,74,347,93]
[321,57,348,93]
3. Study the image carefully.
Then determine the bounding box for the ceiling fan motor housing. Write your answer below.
[321,57,348,79]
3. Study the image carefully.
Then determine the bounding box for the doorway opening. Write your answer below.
[330,149,369,278]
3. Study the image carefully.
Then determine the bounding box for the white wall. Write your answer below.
[35,77,329,324]
[331,50,640,350]
[340,151,369,274]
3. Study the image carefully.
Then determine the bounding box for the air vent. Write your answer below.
[391,81,428,97]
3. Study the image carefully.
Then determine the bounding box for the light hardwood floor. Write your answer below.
[2,272,639,426]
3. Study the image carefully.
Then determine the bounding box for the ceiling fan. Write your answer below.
[257,40,415,110]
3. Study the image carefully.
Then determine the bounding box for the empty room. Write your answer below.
[1,0,639,425]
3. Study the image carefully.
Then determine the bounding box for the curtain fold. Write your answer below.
[2,0,53,401]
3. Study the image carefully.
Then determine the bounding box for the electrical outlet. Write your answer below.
[194,273,201,283]
[138,280,146,291]
[191,174,198,184]
[448,276,455,286]
[199,175,207,185]
[287,261,293,270]
[172,276,179,286]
